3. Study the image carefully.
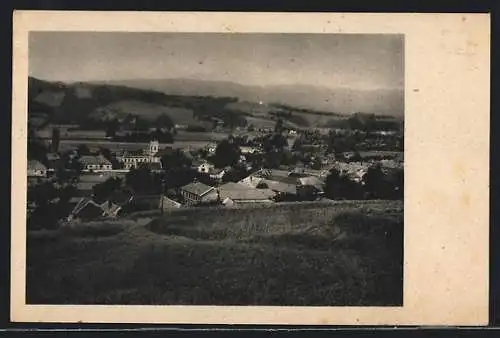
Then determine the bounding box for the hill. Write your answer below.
[89,100,196,125]
[27,77,235,126]
[102,78,404,117]
[26,200,403,306]
[28,76,403,131]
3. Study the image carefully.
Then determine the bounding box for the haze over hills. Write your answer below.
[28,75,403,133]
[94,78,404,118]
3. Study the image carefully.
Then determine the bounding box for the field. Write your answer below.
[27,200,403,306]
[93,100,197,125]
[57,139,211,152]
[174,130,229,142]
[245,116,277,129]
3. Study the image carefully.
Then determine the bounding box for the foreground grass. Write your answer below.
[26,200,403,306]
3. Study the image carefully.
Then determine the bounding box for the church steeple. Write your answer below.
[149,140,159,156]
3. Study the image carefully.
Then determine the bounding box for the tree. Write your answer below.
[391,168,404,200]
[99,147,121,169]
[292,137,304,151]
[363,164,388,199]
[324,168,363,200]
[51,128,60,153]
[77,144,91,156]
[151,128,174,143]
[263,150,282,169]
[214,139,240,168]
[155,114,174,130]
[126,167,153,194]
[222,165,249,183]
[93,177,122,203]
[134,117,150,132]
[270,133,287,151]
[311,157,323,170]
[105,119,119,138]
[161,149,192,170]
[274,118,284,133]
[28,182,58,205]
[27,128,49,164]
[164,167,197,189]
[324,168,342,199]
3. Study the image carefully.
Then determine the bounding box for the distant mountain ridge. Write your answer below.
[28,76,403,131]
[94,78,404,117]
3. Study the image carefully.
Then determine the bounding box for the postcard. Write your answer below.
[11,11,490,325]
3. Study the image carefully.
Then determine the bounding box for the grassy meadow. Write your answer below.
[26,200,403,306]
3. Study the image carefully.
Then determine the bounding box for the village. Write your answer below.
[24,31,406,308]
[27,117,404,230]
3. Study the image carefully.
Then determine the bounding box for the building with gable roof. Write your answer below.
[114,140,162,170]
[79,155,113,172]
[218,182,274,206]
[180,181,218,206]
[27,160,47,177]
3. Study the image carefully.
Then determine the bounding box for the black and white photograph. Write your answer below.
[25,31,405,307]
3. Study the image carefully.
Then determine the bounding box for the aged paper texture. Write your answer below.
[11,11,490,325]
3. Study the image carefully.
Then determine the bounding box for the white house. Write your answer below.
[209,168,226,181]
[240,146,261,154]
[115,140,162,170]
[197,162,215,174]
[205,142,218,155]
[27,160,47,177]
[79,155,113,172]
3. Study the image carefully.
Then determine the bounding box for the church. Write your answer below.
[114,140,162,170]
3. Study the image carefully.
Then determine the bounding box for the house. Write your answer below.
[27,160,47,177]
[142,162,163,173]
[79,155,113,172]
[115,140,162,170]
[240,146,261,154]
[180,181,218,205]
[239,169,325,200]
[332,161,370,183]
[67,198,106,222]
[196,161,226,181]
[205,142,218,155]
[209,168,226,181]
[240,169,297,199]
[99,200,122,217]
[218,182,274,207]
[286,137,297,150]
[297,176,325,198]
[197,161,215,174]
[120,194,182,214]
[174,124,188,130]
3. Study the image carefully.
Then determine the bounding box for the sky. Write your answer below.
[29,32,403,90]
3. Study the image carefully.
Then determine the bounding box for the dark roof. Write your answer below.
[181,182,215,197]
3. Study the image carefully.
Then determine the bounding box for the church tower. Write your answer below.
[148,140,159,156]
